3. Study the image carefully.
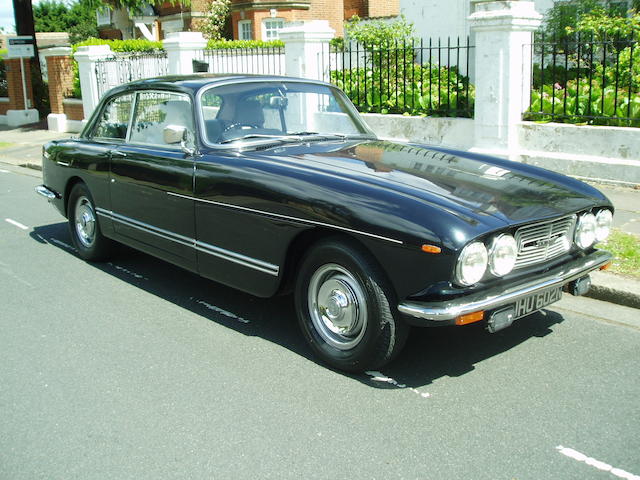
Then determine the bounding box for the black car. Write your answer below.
[36,74,613,372]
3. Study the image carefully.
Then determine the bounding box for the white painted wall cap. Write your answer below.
[163,31,207,49]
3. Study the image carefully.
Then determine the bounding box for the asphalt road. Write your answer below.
[1,165,639,480]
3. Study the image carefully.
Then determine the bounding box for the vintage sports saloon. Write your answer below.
[36,75,614,372]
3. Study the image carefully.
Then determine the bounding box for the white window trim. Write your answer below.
[238,20,252,40]
[261,18,285,41]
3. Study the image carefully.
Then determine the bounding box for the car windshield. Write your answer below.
[199,81,374,145]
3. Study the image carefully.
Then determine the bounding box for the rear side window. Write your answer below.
[129,91,194,146]
[93,94,134,140]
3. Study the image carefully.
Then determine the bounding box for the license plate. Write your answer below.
[514,286,563,319]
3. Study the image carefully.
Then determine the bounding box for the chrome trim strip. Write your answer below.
[398,250,612,322]
[167,192,404,245]
[95,207,279,276]
[35,185,59,200]
[56,161,71,167]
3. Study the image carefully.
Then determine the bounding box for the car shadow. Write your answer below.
[31,222,566,391]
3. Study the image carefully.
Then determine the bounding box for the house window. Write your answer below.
[262,18,284,41]
[238,20,252,40]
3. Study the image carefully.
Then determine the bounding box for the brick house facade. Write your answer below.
[230,0,399,39]
[97,0,399,42]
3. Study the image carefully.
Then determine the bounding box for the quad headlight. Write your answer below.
[575,213,597,249]
[455,242,488,286]
[488,234,518,277]
[595,209,613,242]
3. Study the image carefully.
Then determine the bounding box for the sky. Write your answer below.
[1,0,44,35]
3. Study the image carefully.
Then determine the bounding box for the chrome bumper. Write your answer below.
[398,250,612,322]
[35,185,59,200]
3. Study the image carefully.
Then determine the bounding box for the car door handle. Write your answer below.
[111,151,127,157]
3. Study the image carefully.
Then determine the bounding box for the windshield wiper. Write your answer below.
[286,132,348,141]
[219,134,290,145]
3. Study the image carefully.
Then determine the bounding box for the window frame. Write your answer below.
[238,20,252,40]
[89,92,136,143]
[262,18,285,41]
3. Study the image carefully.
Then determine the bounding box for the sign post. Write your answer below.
[6,36,39,126]
[8,36,35,110]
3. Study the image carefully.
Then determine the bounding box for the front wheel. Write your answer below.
[295,238,409,372]
[67,183,113,261]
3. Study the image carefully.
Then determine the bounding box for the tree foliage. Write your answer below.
[568,7,640,40]
[201,0,231,41]
[34,0,99,44]
[344,15,416,46]
[541,0,635,40]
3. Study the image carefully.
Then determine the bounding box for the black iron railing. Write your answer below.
[95,52,169,98]
[323,38,475,118]
[526,33,639,127]
[194,46,285,75]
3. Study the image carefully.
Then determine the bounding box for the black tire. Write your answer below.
[67,183,113,261]
[294,238,409,372]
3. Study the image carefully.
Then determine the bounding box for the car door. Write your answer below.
[109,90,197,272]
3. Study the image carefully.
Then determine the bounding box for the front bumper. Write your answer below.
[35,185,60,200]
[398,249,612,323]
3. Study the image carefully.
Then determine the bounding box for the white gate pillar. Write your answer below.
[280,20,334,80]
[74,44,112,119]
[163,32,207,75]
[469,0,542,158]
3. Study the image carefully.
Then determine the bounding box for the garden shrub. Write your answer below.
[205,39,284,50]
[331,64,474,117]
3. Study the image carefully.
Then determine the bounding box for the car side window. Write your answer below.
[92,93,134,140]
[129,92,194,147]
[201,92,223,143]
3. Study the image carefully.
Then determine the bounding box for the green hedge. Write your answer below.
[72,37,163,54]
[205,39,284,50]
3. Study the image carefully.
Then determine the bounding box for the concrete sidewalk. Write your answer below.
[1,124,638,308]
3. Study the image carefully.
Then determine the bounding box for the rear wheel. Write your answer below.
[68,183,113,261]
[295,238,409,372]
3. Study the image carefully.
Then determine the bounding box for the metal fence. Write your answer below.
[526,33,640,127]
[95,52,169,99]
[193,46,285,75]
[322,38,475,118]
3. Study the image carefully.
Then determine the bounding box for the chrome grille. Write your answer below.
[514,215,576,269]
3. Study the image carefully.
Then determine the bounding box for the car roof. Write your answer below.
[107,74,330,97]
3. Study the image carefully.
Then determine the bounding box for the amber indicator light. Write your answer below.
[455,311,485,326]
[600,262,612,271]
[421,244,442,254]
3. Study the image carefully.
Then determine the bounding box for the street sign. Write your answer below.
[7,36,35,58]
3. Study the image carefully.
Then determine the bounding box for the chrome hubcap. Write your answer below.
[308,264,367,350]
[74,196,96,247]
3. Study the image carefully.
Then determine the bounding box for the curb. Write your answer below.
[586,271,640,310]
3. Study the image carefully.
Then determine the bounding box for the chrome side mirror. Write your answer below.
[163,125,186,145]
[163,125,196,156]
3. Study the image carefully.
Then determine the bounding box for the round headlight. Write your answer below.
[455,242,488,286]
[488,234,518,277]
[595,209,613,242]
[575,213,597,249]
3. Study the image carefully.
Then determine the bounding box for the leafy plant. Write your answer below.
[526,80,640,126]
[0,55,7,97]
[331,63,474,118]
